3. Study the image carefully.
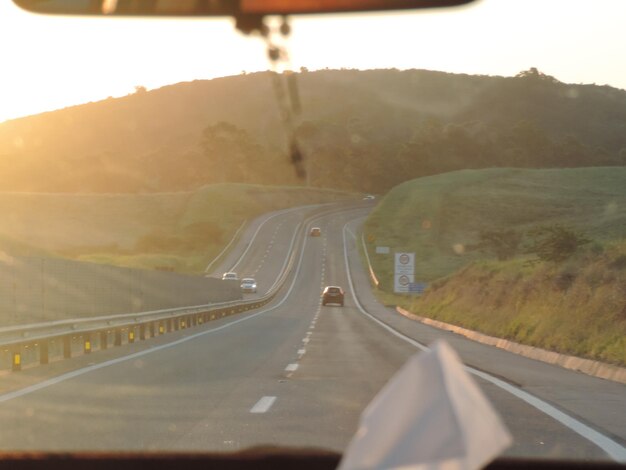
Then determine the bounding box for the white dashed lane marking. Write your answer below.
[252,223,284,276]
[250,396,277,413]
[285,363,299,372]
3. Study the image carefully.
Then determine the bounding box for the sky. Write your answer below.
[1,0,625,123]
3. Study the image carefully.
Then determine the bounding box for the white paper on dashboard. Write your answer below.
[338,340,512,470]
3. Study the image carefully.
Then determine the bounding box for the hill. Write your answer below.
[363,167,626,364]
[0,68,624,194]
[0,184,354,272]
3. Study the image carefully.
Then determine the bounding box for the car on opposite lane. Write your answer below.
[222,272,238,281]
[240,277,257,293]
[309,227,321,237]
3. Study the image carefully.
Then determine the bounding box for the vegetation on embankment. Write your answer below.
[397,245,626,365]
[0,184,355,273]
[363,167,626,365]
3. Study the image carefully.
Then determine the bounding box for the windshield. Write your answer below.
[0,0,624,464]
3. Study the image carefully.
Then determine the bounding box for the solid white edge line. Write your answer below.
[285,363,299,372]
[230,205,317,272]
[0,209,316,406]
[229,208,292,272]
[250,396,277,414]
[204,219,247,273]
[341,220,626,463]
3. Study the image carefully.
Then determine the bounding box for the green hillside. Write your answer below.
[0,184,354,272]
[363,167,626,364]
[364,167,626,284]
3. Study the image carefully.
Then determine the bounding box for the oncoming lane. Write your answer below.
[0,205,352,451]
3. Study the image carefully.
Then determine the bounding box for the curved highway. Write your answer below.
[0,203,623,463]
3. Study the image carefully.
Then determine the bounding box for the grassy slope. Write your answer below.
[363,167,626,365]
[0,184,355,273]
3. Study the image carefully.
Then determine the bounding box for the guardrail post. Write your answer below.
[115,329,122,346]
[84,335,92,354]
[140,324,146,340]
[40,341,49,365]
[197,314,203,325]
[63,336,72,359]
[159,322,165,335]
[128,329,135,343]
[149,322,155,338]
[12,346,21,372]
[100,331,108,350]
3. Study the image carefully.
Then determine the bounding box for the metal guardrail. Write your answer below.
[0,202,361,373]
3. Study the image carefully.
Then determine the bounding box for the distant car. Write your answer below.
[322,286,344,306]
[363,194,375,201]
[310,227,321,237]
[222,272,238,281]
[240,277,257,293]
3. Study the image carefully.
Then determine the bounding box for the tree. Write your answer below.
[515,68,560,84]
[526,225,590,263]
[199,121,262,183]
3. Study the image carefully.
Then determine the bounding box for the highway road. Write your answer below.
[0,202,624,463]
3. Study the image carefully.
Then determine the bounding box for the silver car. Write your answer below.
[240,277,257,293]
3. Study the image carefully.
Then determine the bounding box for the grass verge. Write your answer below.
[362,167,626,365]
[0,184,357,273]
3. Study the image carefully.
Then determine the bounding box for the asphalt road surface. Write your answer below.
[0,203,624,463]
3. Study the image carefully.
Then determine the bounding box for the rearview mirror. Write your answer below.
[13,0,476,17]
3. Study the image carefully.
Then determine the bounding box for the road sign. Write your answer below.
[375,246,390,254]
[408,282,428,294]
[394,252,414,274]
[394,252,415,293]
[394,273,414,293]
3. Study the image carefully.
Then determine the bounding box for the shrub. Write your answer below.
[526,224,590,263]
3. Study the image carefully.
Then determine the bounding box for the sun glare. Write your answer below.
[0,0,625,123]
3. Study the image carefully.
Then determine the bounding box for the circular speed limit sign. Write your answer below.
[398,275,410,286]
[399,253,410,264]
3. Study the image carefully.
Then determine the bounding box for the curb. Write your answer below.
[396,306,626,385]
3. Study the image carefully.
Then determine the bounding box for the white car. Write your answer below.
[222,272,238,281]
[240,278,257,293]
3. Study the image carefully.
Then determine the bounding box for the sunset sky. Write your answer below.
[1,0,624,123]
